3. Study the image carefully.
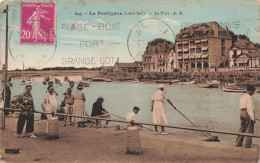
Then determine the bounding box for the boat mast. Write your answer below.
[233,64,235,83]
[22,62,24,81]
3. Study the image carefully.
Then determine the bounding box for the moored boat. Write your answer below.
[155,80,170,83]
[20,80,26,85]
[178,80,196,85]
[105,79,114,82]
[122,79,139,83]
[199,80,220,88]
[92,78,106,82]
[223,86,246,93]
[81,82,90,87]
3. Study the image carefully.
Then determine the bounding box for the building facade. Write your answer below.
[100,66,114,73]
[229,38,258,68]
[114,62,142,73]
[175,22,232,72]
[142,38,176,72]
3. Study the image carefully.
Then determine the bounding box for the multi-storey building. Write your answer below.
[142,38,176,72]
[175,22,232,71]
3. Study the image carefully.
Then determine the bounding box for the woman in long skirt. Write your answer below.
[41,85,58,134]
[151,84,176,135]
[72,83,88,127]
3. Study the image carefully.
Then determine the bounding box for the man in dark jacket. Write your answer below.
[1,82,12,115]
[91,96,111,127]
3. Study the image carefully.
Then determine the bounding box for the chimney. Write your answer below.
[213,23,219,37]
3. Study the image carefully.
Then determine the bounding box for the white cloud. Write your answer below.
[162,18,178,25]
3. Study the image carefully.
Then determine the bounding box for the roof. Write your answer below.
[178,22,228,34]
[144,38,175,55]
[101,66,114,69]
[237,51,260,58]
[176,22,232,41]
[247,50,260,58]
[115,63,140,68]
[233,39,256,49]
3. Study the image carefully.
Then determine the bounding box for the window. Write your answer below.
[233,50,237,57]
[221,39,225,45]
[196,48,201,53]
[197,63,202,69]
[203,63,209,68]
[221,47,225,56]
[191,63,195,68]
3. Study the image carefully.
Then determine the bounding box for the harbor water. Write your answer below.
[1,80,259,142]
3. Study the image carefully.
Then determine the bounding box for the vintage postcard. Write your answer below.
[0,0,259,162]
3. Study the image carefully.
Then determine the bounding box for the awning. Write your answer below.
[183,55,189,59]
[177,42,182,45]
[195,54,202,59]
[177,49,183,52]
[202,54,209,58]
[195,40,201,43]
[183,48,189,52]
[182,34,188,37]
[178,56,183,59]
[182,41,189,44]
[201,47,208,50]
[201,39,208,42]
[190,55,195,58]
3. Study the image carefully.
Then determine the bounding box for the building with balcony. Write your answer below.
[142,38,176,72]
[175,22,232,71]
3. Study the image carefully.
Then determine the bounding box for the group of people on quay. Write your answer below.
[0,80,258,148]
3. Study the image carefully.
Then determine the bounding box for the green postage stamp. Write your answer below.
[0,0,259,162]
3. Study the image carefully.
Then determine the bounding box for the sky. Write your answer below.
[0,0,259,70]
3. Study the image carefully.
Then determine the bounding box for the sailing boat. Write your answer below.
[21,62,26,85]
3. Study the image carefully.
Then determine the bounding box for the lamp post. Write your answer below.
[2,5,9,131]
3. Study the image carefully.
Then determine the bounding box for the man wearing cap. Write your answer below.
[236,85,256,148]
[1,82,12,116]
[16,85,37,138]
[91,96,111,128]
[151,84,176,135]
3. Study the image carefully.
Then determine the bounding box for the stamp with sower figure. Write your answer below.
[21,2,56,45]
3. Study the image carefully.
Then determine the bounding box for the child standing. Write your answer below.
[63,88,74,127]
[126,106,140,127]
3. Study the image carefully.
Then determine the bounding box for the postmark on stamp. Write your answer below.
[21,2,56,45]
[127,18,175,61]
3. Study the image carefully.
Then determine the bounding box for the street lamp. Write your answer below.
[2,5,9,131]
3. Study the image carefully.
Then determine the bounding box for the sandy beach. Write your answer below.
[0,117,259,163]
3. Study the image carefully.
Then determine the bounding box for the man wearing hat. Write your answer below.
[16,85,37,138]
[151,84,176,135]
[1,82,12,116]
[91,96,111,128]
